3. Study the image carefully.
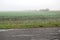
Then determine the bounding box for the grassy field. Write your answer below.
[0,11,60,29]
[0,11,60,17]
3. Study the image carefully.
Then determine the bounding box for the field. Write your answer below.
[0,11,60,29]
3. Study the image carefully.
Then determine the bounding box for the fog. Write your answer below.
[0,0,60,11]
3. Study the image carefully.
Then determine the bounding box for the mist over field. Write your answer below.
[0,0,60,28]
[0,1,60,40]
[0,0,60,11]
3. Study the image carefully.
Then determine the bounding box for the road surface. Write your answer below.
[0,28,60,40]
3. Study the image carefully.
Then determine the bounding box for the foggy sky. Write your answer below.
[0,0,60,11]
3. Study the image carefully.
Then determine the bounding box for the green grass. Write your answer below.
[0,11,60,18]
[0,11,60,29]
[0,20,60,29]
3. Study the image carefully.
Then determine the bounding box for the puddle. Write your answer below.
[0,30,8,32]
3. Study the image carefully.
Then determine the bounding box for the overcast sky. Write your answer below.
[0,0,60,11]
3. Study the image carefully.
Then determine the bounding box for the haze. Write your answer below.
[0,0,60,11]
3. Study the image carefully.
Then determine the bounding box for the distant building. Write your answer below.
[39,8,50,11]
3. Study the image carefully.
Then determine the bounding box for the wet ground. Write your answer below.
[0,28,60,40]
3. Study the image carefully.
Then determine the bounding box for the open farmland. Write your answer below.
[0,11,60,17]
[0,11,60,29]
